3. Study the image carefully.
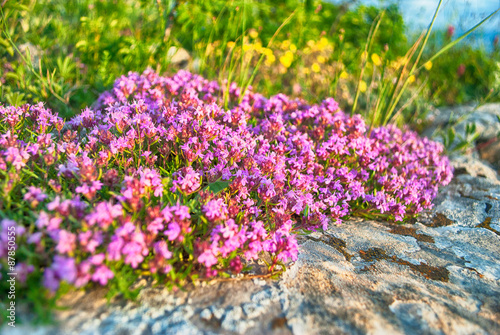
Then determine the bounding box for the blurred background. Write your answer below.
[1,0,499,128]
[332,0,499,47]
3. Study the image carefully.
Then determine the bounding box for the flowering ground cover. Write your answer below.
[0,69,453,317]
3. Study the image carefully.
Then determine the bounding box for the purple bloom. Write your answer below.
[14,263,34,284]
[4,147,30,170]
[23,186,47,206]
[44,255,77,291]
[86,201,123,228]
[164,221,181,241]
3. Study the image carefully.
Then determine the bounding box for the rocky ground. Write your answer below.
[3,104,500,335]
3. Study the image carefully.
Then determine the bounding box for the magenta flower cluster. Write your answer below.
[0,69,452,295]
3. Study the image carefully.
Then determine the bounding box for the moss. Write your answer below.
[392,258,449,282]
[424,213,453,227]
[389,225,434,243]
[358,248,449,282]
[271,316,287,330]
[307,235,353,261]
[477,217,499,236]
[359,248,388,262]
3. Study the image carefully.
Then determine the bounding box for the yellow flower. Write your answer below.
[358,80,367,93]
[249,29,258,39]
[339,71,348,79]
[317,55,326,64]
[290,43,297,52]
[371,53,382,66]
[242,44,252,52]
[303,67,311,75]
[424,61,433,70]
[279,51,294,68]
[408,75,416,84]
[281,40,291,50]
[311,63,321,73]
[317,37,329,51]
[254,41,263,52]
[265,53,276,66]
[260,48,269,56]
[227,41,235,49]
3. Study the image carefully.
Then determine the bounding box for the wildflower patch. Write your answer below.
[0,69,453,315]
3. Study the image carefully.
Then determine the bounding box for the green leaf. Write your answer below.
[219,271,230,278]
[206,180,230,194]
[75,40,87,49]
[447,127,455,146]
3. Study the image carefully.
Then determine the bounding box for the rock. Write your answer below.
[450,155,500,183]
[167,46,190,67]
[3,160,500,335]
[423,103,500,167]
[424,103,500,142]
[478,138,500,170]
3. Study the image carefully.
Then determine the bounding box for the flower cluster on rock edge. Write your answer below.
[0,69,453,297]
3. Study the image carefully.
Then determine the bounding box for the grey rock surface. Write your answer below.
[424,103,500,142]
[451,155,500,183]
[4,156,500,335]
[423,103,500,170]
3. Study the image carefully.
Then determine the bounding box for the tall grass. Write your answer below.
[0,0,498,130]
[348,0,499,129]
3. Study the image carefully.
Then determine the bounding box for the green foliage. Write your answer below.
[339,4,407,63]
[426,44,500,105]
[0,0,498,134]
[206,180,231,194]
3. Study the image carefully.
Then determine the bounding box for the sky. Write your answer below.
[329,0,500,47]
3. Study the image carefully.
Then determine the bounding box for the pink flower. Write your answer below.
[36,211,62,231]
[198,249,218,268]
[92,265,114,285]
[447,25,455,38]
[107,236,124,261]
[154,241,172,259]
[4,147,30,170]
[23,186,47,206]
[89,253,106,265]
[172,166,201,194]
[86,201,123,228]
[164,221,181,241]
[203,198,228,221]
[56,230,76,254]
